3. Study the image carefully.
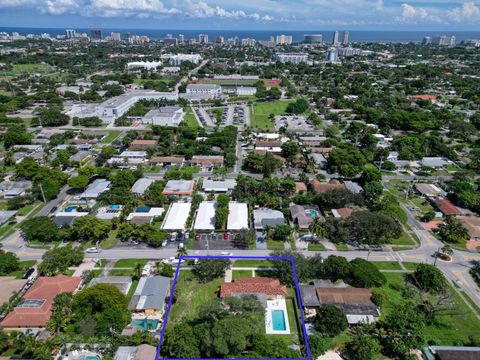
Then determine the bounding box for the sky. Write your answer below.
[0,0,479,30]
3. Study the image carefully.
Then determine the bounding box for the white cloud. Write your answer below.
[44,0,79,15]
[448,2,480,22]
[395,3,442,23]
[86,0,180,17]
[185,0,273,21]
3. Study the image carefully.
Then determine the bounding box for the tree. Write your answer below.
[0,251,19,275]
[308,335,331,360]
[48,292,73,335]
[68,175,90,191]
[177,247,188,258]
[328,146,366,177]
[73,283,130,336]
[233,228,256,249]
[21,216,59,243]
[263,152,280,177]
[160,263,174,277]
[161,323,201,358]
[350,258,386,288]
[70,216,111,243]
[192,259,230,283]
[38,245,84,276]
[437,217,469,244]
[281,141,299,161]
[421,210,435,222]
[344,331,380,360]
[441,244,453,256]
[312,305,348,336]
[378,302,426,359]
[322,255,351,281]
[407,263,447,293]
[271,224,292,241]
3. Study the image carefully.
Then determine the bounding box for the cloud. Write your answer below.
[44,0,79,15]
[395,3,442,23]
[185,0,273,21]
[448,2,480,22]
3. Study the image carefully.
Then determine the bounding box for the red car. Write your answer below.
[223,232,229,240]
[195,233,200,241]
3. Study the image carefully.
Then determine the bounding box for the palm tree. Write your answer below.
[154,261,162,275]
[441,245,453,256]
[132,263,143,280]
[177,247,188,258]
[310,217,325,239]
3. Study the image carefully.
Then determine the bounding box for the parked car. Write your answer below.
[162,240,168,247]
[220,251,233,256]
[86,247,101,253]
[22,268,35,280]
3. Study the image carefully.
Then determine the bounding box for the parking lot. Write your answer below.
[193,105,250,127]
[193,232,236,251]
[275,115,314,131]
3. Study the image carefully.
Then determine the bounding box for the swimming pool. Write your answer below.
[65,205,78,212]
[271,310,287,331]
[110,204,120,210]
[136,206,151,213]
[132,319,159,331]
[305,209,319,218]
[79,355,101,360]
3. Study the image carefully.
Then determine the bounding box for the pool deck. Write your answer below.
[265,298,291,335]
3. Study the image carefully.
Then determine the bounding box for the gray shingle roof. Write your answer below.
[129,276,170,311]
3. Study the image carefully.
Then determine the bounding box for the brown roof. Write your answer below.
[458,216,480,239]
[315,287,373,306]
[435,199,461,216]
[191,155,224,165]
[412,94,437,101]
[220,277,288,298]
[333,208,353,219]
[256,140,283,148]
[295,182,307,193]
[135,345,157,360]
[309,179,345,194]
[150,156,185,164]
[131,140,157,145]
[1,275,81,328]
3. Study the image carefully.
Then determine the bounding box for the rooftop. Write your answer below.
[227,202,249,230]
[163,180,195,195]
[131,178,155,195]
[194,201,217,230]
[220,278,288,298]
[129,276,170,311]
[162,202,192,230]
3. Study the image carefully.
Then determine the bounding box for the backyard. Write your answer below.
[250,100,295,130]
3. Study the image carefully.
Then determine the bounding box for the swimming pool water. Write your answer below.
[271,310,287,331]
[306,209,319,218]
[132,319,159,331]
[110,204,120,210]
[136,206,151,213]
[65,206,78,212]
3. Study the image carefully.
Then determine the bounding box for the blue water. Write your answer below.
[136,206,150,213]
[110,204,120,210]
[306,209,319,218]
[132,319,159,331]
[271,310,287,331]
[65,206,77,212]
[2,27,480,43]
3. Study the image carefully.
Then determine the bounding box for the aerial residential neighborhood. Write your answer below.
[0,2,480,359]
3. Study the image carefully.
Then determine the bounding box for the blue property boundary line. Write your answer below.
[155,255,311,360]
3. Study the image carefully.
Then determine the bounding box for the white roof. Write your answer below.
[131,178,155,195]
[202,179,236,192]
[81,179,110,198]
[162,202,192,230]
[127,207,164,221]
[194,201,216,230]
[227,202,249,230]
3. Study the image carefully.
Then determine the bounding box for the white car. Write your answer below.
[86,247,101,253]
[220,251,233,256]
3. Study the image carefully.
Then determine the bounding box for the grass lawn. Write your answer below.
[232,270,254,279]
[391,231,417,246]
[403,262,421,271]
[267,239,285,251]
[8,63,52,75]
[100,130,121,144]
[113,259,147,268]
[182,107,200,128]
[374,272,480,345]
[144,165,161,173]
[373,261,403,271]
[126,279,139,303]
[233,259,275,268]
[16,204,36,216]
[460,291,480,314]
[335,243,349,251]
[101,229,118,249]
[9,260,36,279]
[308,243,326,251]
[168,270,223,324]
[108,269,133,276]
[251,100,294,130]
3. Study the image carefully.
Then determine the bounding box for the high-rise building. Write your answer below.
[241,38,256,47]
[110,32,121,41]
[332,31,340,45]
[325,48,339,62]
[179,34,185,44]
[431,35,456,46]
[65,29,76,39]
[342,31,349,45]
[275,34,293,45]
[199,34,209,43]
[273,53,308,64]
[215,36,225,44]
[304,34,323,44]
[90,29,102,40]
[422,36,431,45]
[124,32,131,43]
[164,37,178,46]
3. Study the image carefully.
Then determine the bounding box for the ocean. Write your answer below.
[1,27,480,43]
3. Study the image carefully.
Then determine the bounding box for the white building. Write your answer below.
[325,48,339,62]
[141,106,184,126]
[276,34,293,45]
[194,201,216,231]
[169,54,202,66]
[186,84,222,98]
[127,61,162,71]
[236,86,257,96]
[96,90,178,121]
[227,202,249,231]
[273,53,308,64]
[162,202,192,231]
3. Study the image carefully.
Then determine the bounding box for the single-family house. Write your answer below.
[128,276,170,314]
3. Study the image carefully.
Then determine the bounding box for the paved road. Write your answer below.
[36,186,71,217]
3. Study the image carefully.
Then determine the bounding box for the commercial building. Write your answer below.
[325,48,339,62]
[127,61,162,70]
[186,84,222,98]
[162,202,192,230]
[342,31,350,45]
[194,201,217,230]
[304,34,323,44]
[96,90,178,120]
[169,54,202,66]
[227,202,249,231]
[65,29,76,39]
[141,106,184,126]
[332,31,340,45]
[90,29,102,40]
[236,86,257,96]
[273,53,308,64]
[275,34,293,45]
[1,275,81,329]
[432,35,456,46]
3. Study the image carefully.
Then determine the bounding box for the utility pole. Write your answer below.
[39,184,47,203]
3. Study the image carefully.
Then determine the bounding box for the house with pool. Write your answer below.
[219,277,291,335]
